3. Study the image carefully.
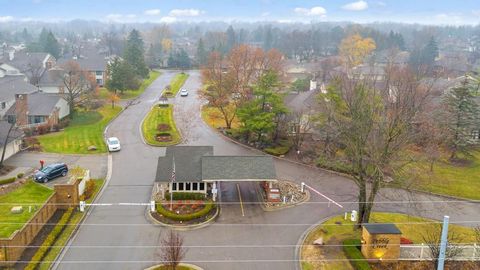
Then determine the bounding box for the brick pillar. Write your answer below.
[14,94,28,126]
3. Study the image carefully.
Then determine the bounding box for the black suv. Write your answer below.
[34,163,68,183]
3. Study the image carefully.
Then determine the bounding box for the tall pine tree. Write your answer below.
[123,29,149,78]
[196,38,208,66]
[443,78,479,159]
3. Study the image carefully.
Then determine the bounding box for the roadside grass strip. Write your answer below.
[37,105,121,154]
[170,73,189,96]
[0,181,53,238]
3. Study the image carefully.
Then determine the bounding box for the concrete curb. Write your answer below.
[145,204,220,231]
[294,216,334,270]
[144,263,204,270]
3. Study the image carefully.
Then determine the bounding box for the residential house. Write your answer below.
[5,92,69,128]
[0,120,24,161]
[0,75,37,117]
[57,44,111,86]
[0,50,56,85]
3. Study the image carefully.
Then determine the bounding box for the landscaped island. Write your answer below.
[142,104,181,146]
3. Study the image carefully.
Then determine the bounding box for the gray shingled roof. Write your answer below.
[0,121,24,146]
[363,223,402,234]
[0,76,37,101]
[156,146,214,183]
[38,68,64,87]
[58,45,109,71]
[0,51,49,76]
[5,92,61,116]
[202,156,276,181]
[155,146,277,182]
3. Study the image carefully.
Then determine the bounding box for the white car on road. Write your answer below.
[107,137,121,152]
[180,89,188,96]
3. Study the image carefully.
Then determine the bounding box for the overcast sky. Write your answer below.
[0,0,479,25]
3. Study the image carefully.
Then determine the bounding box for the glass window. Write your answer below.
[179,183,184,191]
[1,102,5,109]
[95,71,103,75]
[186,182,191,190]
[199,183,205,190]
[172,182,177,191]
[193,183,198,190]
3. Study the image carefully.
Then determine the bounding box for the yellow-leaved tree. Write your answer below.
[339,34,376,68]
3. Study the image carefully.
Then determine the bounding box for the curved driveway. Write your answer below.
[56,71,480,270]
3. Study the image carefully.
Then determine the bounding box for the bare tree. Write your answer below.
[0,121,22,168]
[60,60,96,118]
[421,224,463,268]
[288,110,314,151]
[27,57,45,86]
[157,230,187,270]
[319,66,431,224]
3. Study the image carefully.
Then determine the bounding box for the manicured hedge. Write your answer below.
[0,177,16,186]
[156,201,214,221]
[165,192,206,200]
[342,239,372,270]
[24,208,74,270]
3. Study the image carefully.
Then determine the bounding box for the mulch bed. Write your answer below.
[0,165,16,176]
[15,209,65,270]
[152,202,217,226]
[156,134,172,142]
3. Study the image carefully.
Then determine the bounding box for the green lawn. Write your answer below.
[0,181,54,238]
[37,105,122,154]
[98,70,161,100]
[301,212,478,270]
[400,151,480,200]
[169,73,189,95]
[142,105,181,146]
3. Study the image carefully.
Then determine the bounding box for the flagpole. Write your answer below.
[170,154,175,211]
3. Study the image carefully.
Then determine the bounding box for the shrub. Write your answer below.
[36,124,50,135]
[17,173,24,179]
[317,155,353,174]
[264,145,290,156]
[83,180,96,200]
[157,124,171,131]
[165,192,206,200]
[156,201,214,221]
[24,208,74,270]
[342,239,372,270]
[164,91,173,96]
[0,177,16,185]
[58,118,70,129]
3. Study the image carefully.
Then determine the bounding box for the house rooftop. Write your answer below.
[5,92,62,116]
[363,223,402,235]
[0,121,24,146]
[0,76,37,101]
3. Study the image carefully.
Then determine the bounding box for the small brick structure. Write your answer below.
[361,223,402,261]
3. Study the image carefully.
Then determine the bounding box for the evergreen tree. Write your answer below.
[443,79,480,159]
[106,57,140,93]
[44,31,61,58]
[226,25,236,52]
[123,29,149,78]
[423,36,439,65]
[237,71,287,143]
[196,38,208,66]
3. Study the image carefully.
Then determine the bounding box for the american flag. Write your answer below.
[171,155,176,182]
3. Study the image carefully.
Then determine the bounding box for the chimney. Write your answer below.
[8,51,14,61]
[15,94,28,126]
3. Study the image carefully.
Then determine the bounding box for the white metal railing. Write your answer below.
[400,244,479,261]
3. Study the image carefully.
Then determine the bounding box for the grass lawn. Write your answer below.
[0,181,54,238]
[201,106,240,129]
[142,104,181,146]
[37,105,122,154]
[98,70,161,100]
[400,151,480,200]
[169,73,189,96]
[301,212,478,270]
[37,179,104,270]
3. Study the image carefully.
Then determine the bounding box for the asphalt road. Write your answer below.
[56,70,480,270]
